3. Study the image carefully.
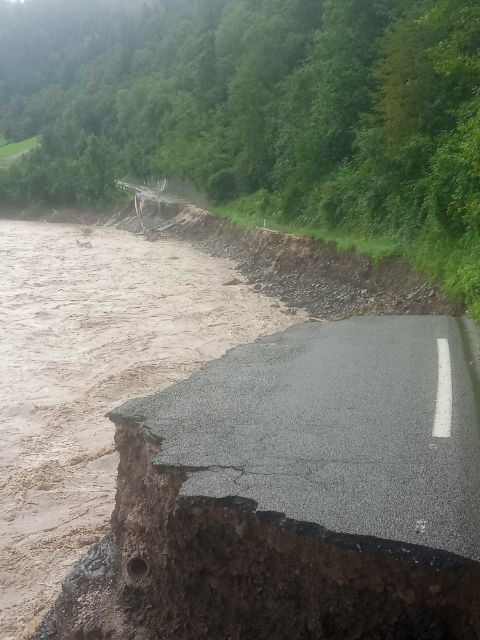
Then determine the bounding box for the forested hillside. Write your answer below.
[1,0,480,317]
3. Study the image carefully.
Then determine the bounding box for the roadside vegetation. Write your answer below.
[0,0,480,317]
[214,192,400,263]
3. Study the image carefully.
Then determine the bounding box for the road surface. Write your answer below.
[113,315,480,561]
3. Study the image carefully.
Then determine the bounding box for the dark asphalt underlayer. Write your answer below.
[112,316,480,560]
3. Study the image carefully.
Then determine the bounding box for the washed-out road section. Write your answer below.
[113,315,480,561]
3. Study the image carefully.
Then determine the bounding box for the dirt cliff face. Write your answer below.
[178,205,463,318]
[34,417,480,640]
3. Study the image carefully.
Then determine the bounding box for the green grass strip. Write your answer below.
[213,195,399,263]
[0,136,39,164]
[213,193,479,321]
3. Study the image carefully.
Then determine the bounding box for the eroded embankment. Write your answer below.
[22,201,476,638]
[36,418,480,639]
[35,317,480,639]
[103,199,462,319]
[8,198,463,319]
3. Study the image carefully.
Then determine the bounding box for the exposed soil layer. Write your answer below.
[103,199,462,319]
[35,420,480,640]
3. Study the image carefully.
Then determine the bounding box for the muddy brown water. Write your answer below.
[0,220,303,639]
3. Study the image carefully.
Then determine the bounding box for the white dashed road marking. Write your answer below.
[433,338,452,438]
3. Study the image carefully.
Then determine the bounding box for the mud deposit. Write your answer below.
[0,219,301,639]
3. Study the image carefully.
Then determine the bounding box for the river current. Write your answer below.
[0,220,301,639]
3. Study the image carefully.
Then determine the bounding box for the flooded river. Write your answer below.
[0,220,302,639]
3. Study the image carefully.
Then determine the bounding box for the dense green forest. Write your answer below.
[1,0,480,317]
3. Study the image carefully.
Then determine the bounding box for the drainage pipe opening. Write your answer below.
[127,556,150,579]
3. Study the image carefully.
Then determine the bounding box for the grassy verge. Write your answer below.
[0,136,39,166]
[212,192,480,321]
[213,193,400,263]
[0,135,7,148]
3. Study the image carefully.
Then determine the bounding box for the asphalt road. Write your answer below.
[113,315,480,560]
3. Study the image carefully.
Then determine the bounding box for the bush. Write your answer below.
[207,168,237,204]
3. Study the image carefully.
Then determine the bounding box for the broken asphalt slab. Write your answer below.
[109,315,480,561]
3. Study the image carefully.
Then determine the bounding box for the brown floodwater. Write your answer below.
[0,220,303,639]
